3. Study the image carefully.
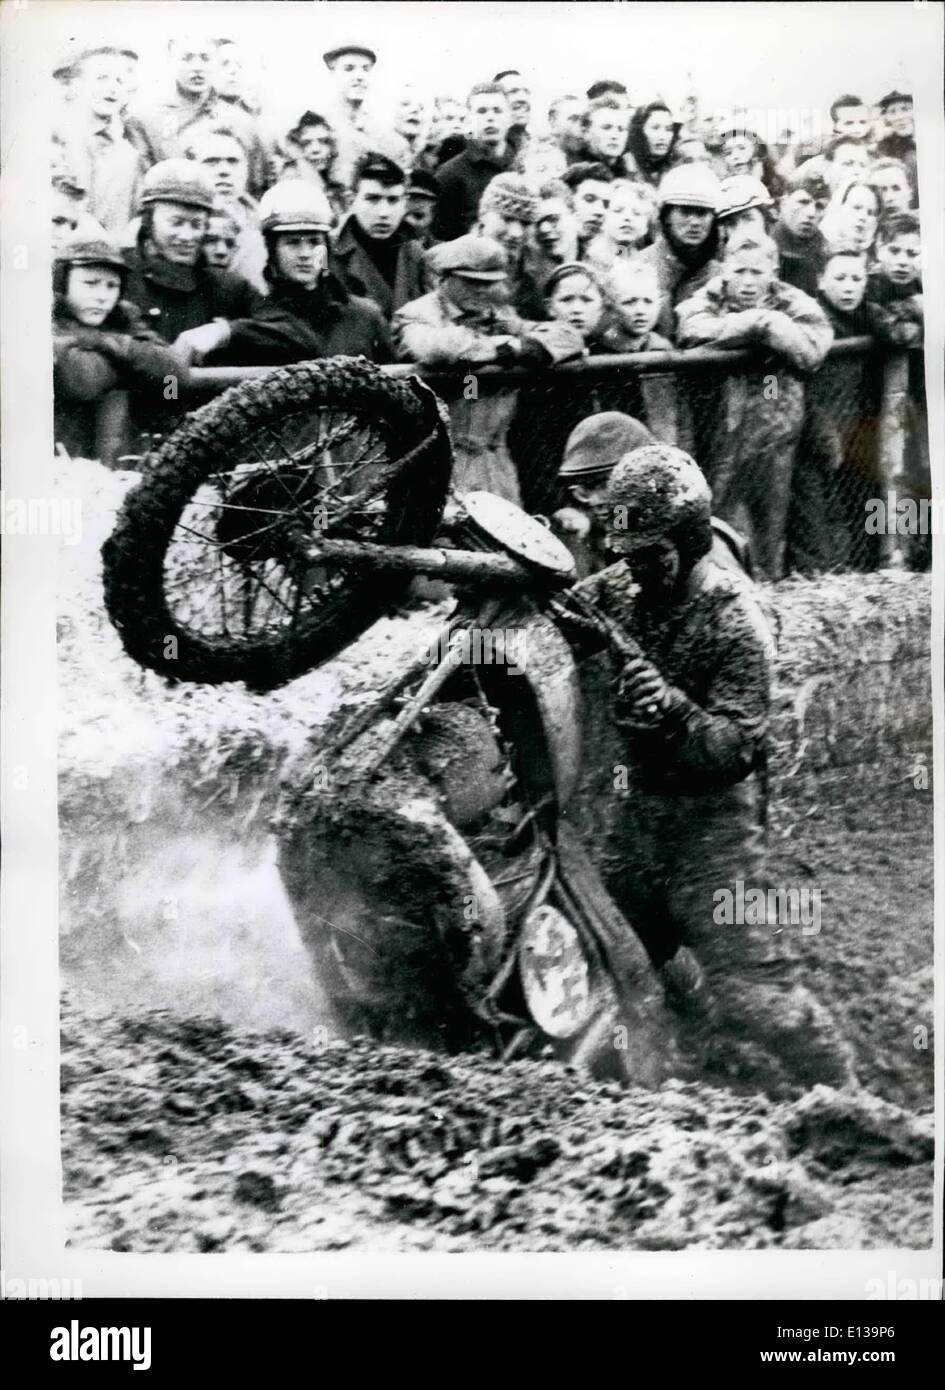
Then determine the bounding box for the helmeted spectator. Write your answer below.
[392,233,583,503]
[330,153,430,320]
[561,161,615,256]
[635,162,723,337]
[819,177,880,258]
[53,222,187,460]
[875,91,916,198]
[547,94,585,161]
[281,110,349,222]
[122,159,259,355]
[716,174,774,250]
[676,230,834,578]
[433,83,515,241]
[584,179,656,276]
[624,101,679,186]
[186,123,267,291]
[125,38,269,198]
[868,157,915,215]
[404,170,440,249]
[773,173,830,296]
[51,174,87,255]
[214,179,391,365]
[579,95,632,176]
[52,39,143,234]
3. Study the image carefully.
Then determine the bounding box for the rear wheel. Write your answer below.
[102,358,452,689]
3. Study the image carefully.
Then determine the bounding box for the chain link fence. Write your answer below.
[174,340,929,576]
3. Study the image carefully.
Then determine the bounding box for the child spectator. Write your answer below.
[635,163,723,338]
[773,173,830,296]
[868,157,915,215]
[600,261,672,353]
[212,180,392,365]
[51,175,87,255]
[717,121,784,197]
[819,177,881,258]
[203,206,242,271]
[676,230,833,578]
[393,233,583,504]
[823,135,871,190]
[716,175,774,250]
[404,170,440,248]
[584,179,655,275]
[53,223,187,462]
[281,110,350,222]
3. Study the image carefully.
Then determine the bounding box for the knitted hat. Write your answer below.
[479,173,539,224]
[139,160,215,213]
[560,413,655,481]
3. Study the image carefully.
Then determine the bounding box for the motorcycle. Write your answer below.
[102,358,672,1084]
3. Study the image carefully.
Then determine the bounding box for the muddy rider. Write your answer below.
[560,443,855,1092]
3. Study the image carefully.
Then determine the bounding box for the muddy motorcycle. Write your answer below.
[102,358,671,1082]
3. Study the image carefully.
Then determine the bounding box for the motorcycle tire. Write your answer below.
[102,357,452,690]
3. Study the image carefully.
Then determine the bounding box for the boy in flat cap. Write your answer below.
[393,234,583,503]
[404,171,440,250]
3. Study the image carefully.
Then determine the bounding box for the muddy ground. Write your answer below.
[61,777,934,1253]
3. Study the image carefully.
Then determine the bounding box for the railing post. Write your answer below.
[640,373,678,445]
[877,350,910,569]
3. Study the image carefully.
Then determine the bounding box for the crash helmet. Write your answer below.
[604,443,713,565]
[559,412,655,482]
[716,173,773,222]
[139,159,216,213]
[656,162,721,212]
[257,179,333,235]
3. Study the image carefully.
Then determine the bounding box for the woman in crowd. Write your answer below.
[281,109,350,222]
[819,177,881,259]
[623,100,679,186]
[718,122,784,199]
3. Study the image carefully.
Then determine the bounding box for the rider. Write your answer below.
[564,443,855,1092]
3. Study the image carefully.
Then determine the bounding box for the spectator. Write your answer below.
[828,93,875,147]
[281,111,349,222]
[53,223,187,460]
[392,233,583,503]
[788,243,883,574]
[561,161,615,257]
[474,172,540,314]
[433,83,515,240]
[586,79,628,101]
[186,123,267,291]
[624,101,678,186]
[868,157,915,215]
[212,37,261,117]
[543,261,606,343]
[674,133,713,166]
[584,179,656,275]
[636,163,723,338]
[330,153,429,320]
[716,175,774,250]
[547,94,586,161]
[214,180,391,365]
[123,160,259,355]
[404,170,440,249]
[717,121,784,197]
[125,38,268,198]
[516,139,569,187]
[823,135,871,190]
[320,41,399,185]
[819,178,880,258]
[524,181,580,291]
[676,230,834,578]
[875,91,916,198]
[494,69,532,132]
[580,95,632,175]
[51,40,143,234]
[772,174,830,296]
[203,205,242,271]
[393,84,434,172]
[429,96,467,165]
[51,175,87,255]
[599,261,673,353]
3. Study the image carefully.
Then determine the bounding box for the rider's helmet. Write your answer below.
[604,443,713,568]
[139,159,216,213]
[656,162,721,212]
[559,412,655,483]
[257,179,333,235]
[716,173,773,222]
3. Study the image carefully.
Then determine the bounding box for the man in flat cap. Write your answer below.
[393,234,583,502]
[52,40,144,233]
[404,170,441,249]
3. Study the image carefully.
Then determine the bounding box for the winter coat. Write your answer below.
[772,222,829,299]
[125,88,271,198]
[432,143,514,242]
[392,289,583,504]
[676,275,834,578]
[122,246,261,343]
[330,216,431,322]
[213,274,392,366]
[51,117,143,234]
[635,232,722,340]
[53,299,186,459]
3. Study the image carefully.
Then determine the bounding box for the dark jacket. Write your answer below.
[213,273,392,366]
[772,222,829,299]
[432,143,514,241]
[123,246,260,343]
[329,216,430,322]
[53,299,185,458]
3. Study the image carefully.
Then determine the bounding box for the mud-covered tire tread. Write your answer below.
[102,358,451,688]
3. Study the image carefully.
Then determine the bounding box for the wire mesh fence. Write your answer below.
[174,340,929,576]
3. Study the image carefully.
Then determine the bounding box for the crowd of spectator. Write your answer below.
[50,35,926,578]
